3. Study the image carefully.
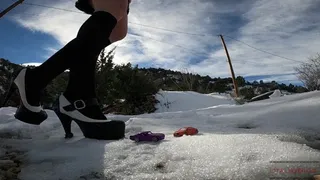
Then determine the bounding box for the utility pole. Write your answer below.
[219,34,239,97]
[0,0,24,19]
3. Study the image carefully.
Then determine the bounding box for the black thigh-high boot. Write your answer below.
[2,11,126,140]
[2,11,115,124]
[52,12,126,140]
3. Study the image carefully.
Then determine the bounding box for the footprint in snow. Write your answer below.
[236,123,258,129]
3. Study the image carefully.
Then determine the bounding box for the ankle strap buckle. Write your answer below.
[74,100,86,110]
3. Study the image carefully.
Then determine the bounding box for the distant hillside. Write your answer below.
[0,58,24,107]
[0,57,309,112]
[137,67,308,98]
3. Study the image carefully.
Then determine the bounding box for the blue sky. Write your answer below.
[0,17,58,64]
[1,0,320,86]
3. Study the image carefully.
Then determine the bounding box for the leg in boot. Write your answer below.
[55,0,129,140]
[11,0,128,125]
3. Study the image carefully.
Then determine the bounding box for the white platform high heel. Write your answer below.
[53,94,125,140]
[1,68,48,125]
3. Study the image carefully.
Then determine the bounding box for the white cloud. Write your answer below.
[22,62,42,67]
[9,0,320,83]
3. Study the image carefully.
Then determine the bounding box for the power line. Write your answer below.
[18,1,311,64]
[0,0,24,19]
[232,58,296,69]
[4,1,216,59]
[5,12,214,59]
[22,2,84,14]
[6,0,310,68]
[10,0,318,54]
[129,22,207,37]
[18,1,211,37]
[129,33,211,57]
[223,35,306,64]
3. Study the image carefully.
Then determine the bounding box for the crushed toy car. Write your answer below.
[130,131,165,142]
[174,127,198,137]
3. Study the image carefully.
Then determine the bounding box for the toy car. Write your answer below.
[174,127,198,137]
[130,131,165,142]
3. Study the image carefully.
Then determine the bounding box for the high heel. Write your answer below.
[2,68,48,125]
[54,106,74,139]
[54,94,125,140]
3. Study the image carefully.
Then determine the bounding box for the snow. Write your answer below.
[155,90,235,112]
[21,62,42,67]
[269,89,282,98]
[0,91,320,179]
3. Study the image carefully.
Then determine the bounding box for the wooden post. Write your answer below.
[0,0,24,19]
[219,34,239,97]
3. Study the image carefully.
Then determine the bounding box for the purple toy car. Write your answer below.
[130,131,165,142]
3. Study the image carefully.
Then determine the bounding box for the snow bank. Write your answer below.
[155,90,235,112]
[269,89,282,98]
[0,91,319,180]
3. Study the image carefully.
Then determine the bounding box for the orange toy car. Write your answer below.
[174,127,198,137]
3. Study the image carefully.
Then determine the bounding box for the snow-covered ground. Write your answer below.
[0,91,320,180]
[154,90,236,112]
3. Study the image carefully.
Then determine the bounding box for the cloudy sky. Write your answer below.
[1,0,319,85]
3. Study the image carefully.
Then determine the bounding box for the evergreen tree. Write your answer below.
[236,76,246,87]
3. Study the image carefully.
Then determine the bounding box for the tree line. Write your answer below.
[1,49,316,115]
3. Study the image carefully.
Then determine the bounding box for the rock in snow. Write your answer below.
[0,146,23,180]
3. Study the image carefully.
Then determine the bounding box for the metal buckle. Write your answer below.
[74,100,86,110]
